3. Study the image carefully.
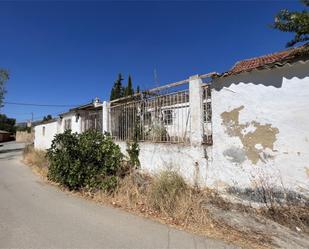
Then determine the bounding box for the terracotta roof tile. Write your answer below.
[218,43,309,77]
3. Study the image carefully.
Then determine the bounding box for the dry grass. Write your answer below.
[23,154,307,249]
[105,172,273,249]
[259,205,309,233]
[148,171,188,216]
[22,161,272,248]
[22,144,49,177]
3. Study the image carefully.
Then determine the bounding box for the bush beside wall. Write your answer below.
[47,130,123,191]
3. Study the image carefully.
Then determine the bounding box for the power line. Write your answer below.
[3,101,78,107]
[0,112,33,116]
[17,111,63,123]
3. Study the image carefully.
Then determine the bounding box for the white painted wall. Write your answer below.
[115,62,309,197]
[34,121,59,150]
[113,76,209,187]
[116,141,209,187]
[59,113,81,134]
[210,61,309,195]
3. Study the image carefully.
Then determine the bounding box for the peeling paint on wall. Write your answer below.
[305,167,309,178]
[221,106,279,164]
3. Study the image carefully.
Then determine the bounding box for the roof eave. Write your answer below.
[213,56,309,80]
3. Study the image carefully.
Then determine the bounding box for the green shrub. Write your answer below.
[126,141,140,168]
[148,170,188,215]
[47,130,123,191]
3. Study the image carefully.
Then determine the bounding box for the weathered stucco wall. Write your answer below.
[34,121,59,150]
[211,61,309,195]
[116,141,209,187]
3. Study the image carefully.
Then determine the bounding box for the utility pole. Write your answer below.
[27,112,33,128]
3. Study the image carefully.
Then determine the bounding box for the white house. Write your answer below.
[34,98,102,150]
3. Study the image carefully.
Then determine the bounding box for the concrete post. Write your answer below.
[189,75,204,146]
[102,101,110,133]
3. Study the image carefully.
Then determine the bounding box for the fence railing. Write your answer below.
[110,88,192,143]
[108,74,215,145]
[202,85,213,145]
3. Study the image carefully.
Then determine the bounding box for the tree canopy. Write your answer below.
[272,0,309,47]
[43,115,53,122]
[110,73,124,100]
[124,75,134,97]
[110,74,137,100]
[0,69,9,108]
[0,114,16,133]
[136,85,140,94]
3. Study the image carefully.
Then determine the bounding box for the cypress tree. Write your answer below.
[125,75,134,96]
[110,87,115,101]
[110,73,124,100]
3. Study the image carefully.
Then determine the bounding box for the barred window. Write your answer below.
[203,102,212,123]
[163,109,173,125]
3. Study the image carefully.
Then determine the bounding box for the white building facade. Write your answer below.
[34,119,59,150]
[34,44,309,197]
[34,99,102,150]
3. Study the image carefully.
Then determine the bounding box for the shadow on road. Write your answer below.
[0,148,24,154]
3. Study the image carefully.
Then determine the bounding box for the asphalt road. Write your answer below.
[0,142,239,249]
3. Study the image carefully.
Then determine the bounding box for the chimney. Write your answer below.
[93,97,100,107]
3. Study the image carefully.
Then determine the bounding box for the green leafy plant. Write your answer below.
[272,0,309,47]
[148,123,168,142]
[47,130,123,191]
[126,141,140,168]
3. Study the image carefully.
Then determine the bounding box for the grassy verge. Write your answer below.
[22,144,49,177]
[110,172,273,249]
[22,145,308,249]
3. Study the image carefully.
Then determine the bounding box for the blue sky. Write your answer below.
[0,0,304,122]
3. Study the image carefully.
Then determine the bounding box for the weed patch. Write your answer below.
[148,171,188,216]
[23,144,48,168]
